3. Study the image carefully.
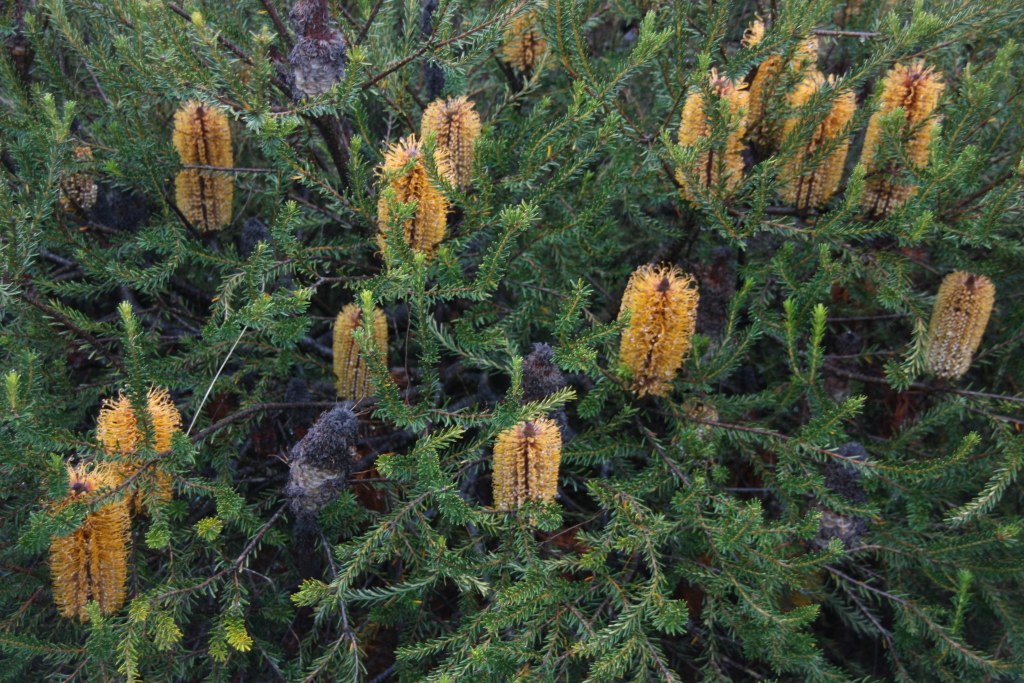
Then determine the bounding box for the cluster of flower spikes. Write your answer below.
[743,20,819,147]
[501,9,546,73]
[59,146,97,212]
[616,264,700,397]
[49,465,130,621]
[421,96,481,190]
[675,70,749,203]
[778,72,857,210]
[172,100,234,232]
[95,386,182,512]
[377,135,451,256]
[924,271,996,380]
[860,61,944,217]
[333,303,389,401]
[492,418,563,510]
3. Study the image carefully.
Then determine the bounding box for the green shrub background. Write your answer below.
[2,0,1024,680]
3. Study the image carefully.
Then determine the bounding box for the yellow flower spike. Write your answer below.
[676,70,749,203]
[332,303,388,401]
[925,271,995,380]
[860,61,945,217]
[617,264,700,397]
[502,11,546,73]
[96,386,181,511]
[492,418,562,510]
[376,134,450,256]
[421,96,481,190]
[172,100,234,231]
[778,73,857,210]
[49,465,130,621]
[743,20,819,146]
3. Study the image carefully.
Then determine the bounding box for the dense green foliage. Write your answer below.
[2,0,1024,680]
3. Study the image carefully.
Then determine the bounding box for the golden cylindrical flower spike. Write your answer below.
[502,12,546,73]
[333,303,388,401]
[421,96,481,190]
[377,135,450,256]
[925,271,995,380]
[676,70,749,203]
[860,61,944,217]
[743,20,819,146]
[778,73,857,210]
[96,386,181,510]
[172,101,234,231]
[49,466,130,621]
[492,418,562,510]
[617,264,699,397]
[60,146,98,211]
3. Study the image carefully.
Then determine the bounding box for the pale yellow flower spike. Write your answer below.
[172,100,234,231]
[333,303,389,401]
[925,271,995,380]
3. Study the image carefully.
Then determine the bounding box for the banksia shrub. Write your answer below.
[49,466,130,621]
[95,386,181,509]
[333,303,388,401]
[743,20,819,146]
[860,61,945,217]
[617,265,699,397]
[778,73,857,210]
[172,101,233,231]
[59,146,97,211]
[8,0,1024,679]
[502,11,545,73]
[924,271,995,380]
[421,96,481,190]
[676,71,748,203]
[492,418,562,510]
[377,135,450,255]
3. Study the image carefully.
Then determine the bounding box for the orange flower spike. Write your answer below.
[779,73,857,210]
[492,418,562,510]
[421,96,481,190]
[95,386,181,508]
[925,271,995,380]
[377,135,450,256]
[172,100,234,231]
[49,465,131,621]
[676,70,749,203]
[617,264,700,397]
[333,303,389,401]
[860,61,944,217]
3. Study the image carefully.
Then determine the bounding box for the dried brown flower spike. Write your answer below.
[617,265,699,397]
[492,418,562,510]
[421,96,481,190]
[502,11,546,73]
[333,303,388,401]
[676,70,749,203]
[288,0,347,99]
[95,386,182,510]
[60,146,98,211]
[172,101,234,231]
[925,271,995,380]
[860,61,944,217]
[49,465,130,621]
[377,135,450,255]
[778,73,857,210]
